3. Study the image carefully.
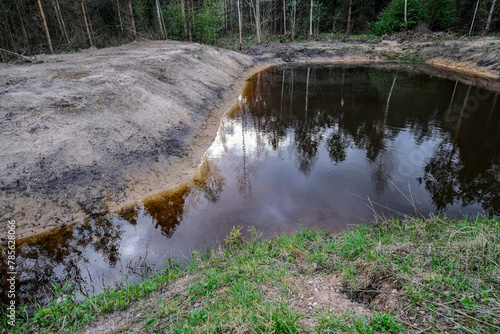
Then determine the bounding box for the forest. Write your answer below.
[0,0,499,61]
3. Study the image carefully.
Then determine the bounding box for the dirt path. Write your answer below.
[1,37,499,240]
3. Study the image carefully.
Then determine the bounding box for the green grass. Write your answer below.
[2,216,499,333]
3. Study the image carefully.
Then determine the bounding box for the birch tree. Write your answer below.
[485,0,497,33]
[237,0,243,49]
[155,0,167,38]
[309,0,313,38]
[283,0,287,36]
[245,0,261,42]
[291,0,297,41]
[469,0,480,35]
[52,0,69,44]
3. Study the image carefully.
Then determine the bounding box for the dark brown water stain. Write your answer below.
[2,63,500,306]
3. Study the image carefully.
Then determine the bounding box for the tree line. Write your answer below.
[0,0,498,60]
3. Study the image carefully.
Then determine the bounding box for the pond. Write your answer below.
[2,64,500,305]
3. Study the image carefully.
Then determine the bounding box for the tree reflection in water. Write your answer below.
[1,217,123,304]
[239,65,500,214]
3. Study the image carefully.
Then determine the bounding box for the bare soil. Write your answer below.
[1,37,499,241]
[0,40,258,239]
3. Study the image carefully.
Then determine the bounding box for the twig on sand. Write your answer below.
[0,48,38,62]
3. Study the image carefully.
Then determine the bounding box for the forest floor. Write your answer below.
[1,36,500,241]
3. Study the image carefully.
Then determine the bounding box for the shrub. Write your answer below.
[164,4,186,41]
[426,0,458,30]
[372,0,428,35]
[193,0,225,44]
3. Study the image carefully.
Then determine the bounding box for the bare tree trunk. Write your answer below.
[470,0,480,35]
[237,0,243,49]
[255,0,261,42]
[346,0,353,34]
[155,0,166,38]
[309,0,313,38]
[229,0,234,34]
[292,0,296,41]
[53,0,69,44]
[81,0,93,46]
[404,0,407,27]
[37,0,54,53]
[125,0,136,40]
[273,0,277,35]
[187,0,193,42]
[159,1,167,39]
[180,0,187,38]
[283,0,287,35]
[117,0,124,33]
[485,0,497,33]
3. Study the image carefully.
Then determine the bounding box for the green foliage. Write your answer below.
[426,0,459,30]
[192,0,224,44]
[270,304,303,333]
[133,0,154,32]
[164,4,186,40]
[224,225,243,248]
[188,269,221,297]
[372,0,428,35]
[369,312,404,333]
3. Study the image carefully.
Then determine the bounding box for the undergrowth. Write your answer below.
[1,216,498,333]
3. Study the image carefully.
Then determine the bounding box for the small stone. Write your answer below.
[307,302,312,306]
[312,302,318,307]
[308,281,314,284]
[312,263,317,268]
[391,289,397,294]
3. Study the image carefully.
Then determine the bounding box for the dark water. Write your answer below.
[2,64,500,305]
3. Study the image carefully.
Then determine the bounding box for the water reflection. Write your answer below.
[2,64,500,306]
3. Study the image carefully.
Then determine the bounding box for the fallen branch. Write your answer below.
[0,48,35,62]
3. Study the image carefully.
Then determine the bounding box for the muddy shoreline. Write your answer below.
[1,38,499,241]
